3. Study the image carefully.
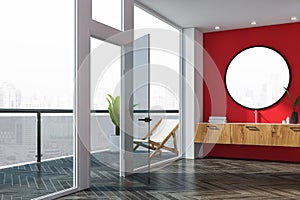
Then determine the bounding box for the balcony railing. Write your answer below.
[0,109,178,167]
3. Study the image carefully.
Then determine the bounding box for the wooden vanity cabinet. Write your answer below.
[230,124,273,146]
[195,123,231,144]
[271,125,300,147]
[195,123,300,147]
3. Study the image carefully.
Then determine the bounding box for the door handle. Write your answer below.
[138,117,152,123]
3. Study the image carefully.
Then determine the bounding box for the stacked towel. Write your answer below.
[208,116,227,123]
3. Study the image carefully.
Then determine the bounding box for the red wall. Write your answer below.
[203,22,300,123]
[202,22,300,162]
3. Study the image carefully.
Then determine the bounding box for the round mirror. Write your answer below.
[225,46,290,110]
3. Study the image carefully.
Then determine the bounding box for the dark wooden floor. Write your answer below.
[60,158,300,200]
[1,157,300,199]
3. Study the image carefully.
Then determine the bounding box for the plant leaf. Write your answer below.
[107,94,114,102]
[133,103,139,108]
[284,87,293,103]
[294,96,300,107]
[107,94,119,128]
[113,96,120,127]
[106,97,112,106]
[108,108,118,127]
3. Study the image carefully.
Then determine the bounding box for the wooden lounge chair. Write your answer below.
[133,118,179,159]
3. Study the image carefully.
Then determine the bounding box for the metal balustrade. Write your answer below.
[0,109,178,165]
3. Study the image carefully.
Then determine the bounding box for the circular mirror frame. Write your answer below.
[224,45,291,110]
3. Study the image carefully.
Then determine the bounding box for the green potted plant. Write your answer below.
[284,87,300,124]
[107,94,120,135]
[107,94,120,152]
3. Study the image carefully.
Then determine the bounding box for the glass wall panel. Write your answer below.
[0,0,75,198]
[90,38,121,173]
[0,113,36,167]
[0,1,74,110]
[42,113,74,160]
[92,0,122,31]
[134,5,181,168]
[134,6,180,109]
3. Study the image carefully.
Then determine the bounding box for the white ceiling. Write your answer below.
[135,0,300,32]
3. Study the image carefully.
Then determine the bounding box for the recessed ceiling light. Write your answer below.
[251,21,257,25]
[291,16,298,21]
[215,26,220,30]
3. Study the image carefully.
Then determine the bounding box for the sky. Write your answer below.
[0,0,179,110]
[0,0,75,108]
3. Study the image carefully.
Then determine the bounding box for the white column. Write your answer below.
[182,28,203,159]
[195,29,203,123]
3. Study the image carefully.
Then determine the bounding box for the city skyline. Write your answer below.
[0,81,73,109]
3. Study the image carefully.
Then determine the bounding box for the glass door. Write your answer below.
[132,34,151,183]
